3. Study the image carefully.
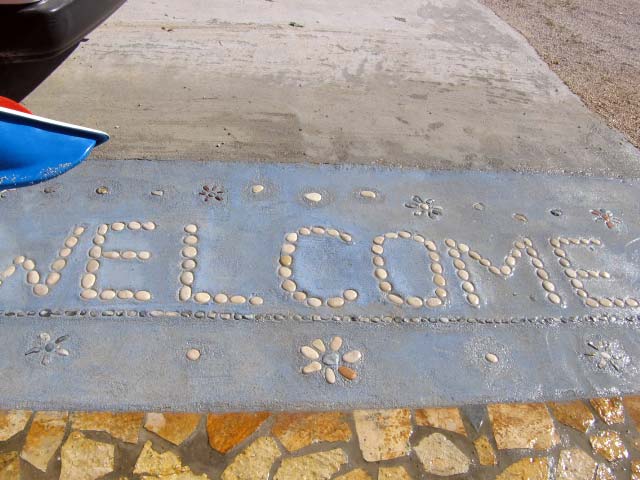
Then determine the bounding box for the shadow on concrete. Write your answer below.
[0,45,77,102]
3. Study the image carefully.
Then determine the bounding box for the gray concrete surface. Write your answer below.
[23,0,640,177]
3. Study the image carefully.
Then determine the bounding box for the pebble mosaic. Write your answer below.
[1,161,640,410]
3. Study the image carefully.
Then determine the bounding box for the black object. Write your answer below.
[0,0,126,100]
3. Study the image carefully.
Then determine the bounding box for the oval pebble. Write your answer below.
[279,267,292,278]
[338,366,357,380]
[46,272,61,286]
[184,235,198,245]
[81,289,97,300]
[135,290,152,301]
[548,293,561,305]
[467,293,480,306]
[542,281,555,293]
[33,284,48,296]
[138,251,151,260]
[281,244,296,254]
[100,290,116,300]
[302,361,322,374]
[230,295,246,304]
[485,353,499,363]
[375,268,388,280]
[194,292,211,304]
[180,272,194,286]
[301,346,319,359]
[51,259,66,272]
[307,297,322,307]
[285,233,298,243]
[103,251,120,259]
[112,222,125,231]
[599,298,613,307]
[249,296,264,306]
[118,290,134,300]
[328,297,345,308]
[128,221,141,230]
[433,274,445,287]
[142,222,156,230]
[182,246,197,258]
[388,294,403,305]
[360,190,376,199]
[252,184,264,194]
[282,280,296,292]
[185,224,198,234]
[426,297,443,307]
[23,259,35,270]
[179,286,192,301]
[186,349,201,361]
[81,274,96,289]
[330,336,343,351]
[304,192,322,202]
[343,350,362,363]
[65,236,78,248]
[89,246,102,258]
[585,298,599,308]
[122,251,137,260]
[27,271,39,284]
[325,368,336,384]
[407,296,423,307]
[379,281,392,292]
[343,289,358,301]
[373,256,384,267]
[214,293,228,304]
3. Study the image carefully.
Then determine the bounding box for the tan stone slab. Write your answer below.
[221,437,281,480]
[414,408,467,437]
[272,412,352,452]
[624,396,640,429]
[378,466,412,480]
[207,412,270,454]
[556,449,597,480]
[548,401,595,433]
[0,410,31,441]
[335,468,373,480]
[589,430,628,462]
[273,448,347,480]
[20,411,68,472]
[413,432,470,476]
[495,457,550,480]
[70,411,144,443]
[488,403,558,450]
[353,409,412,462]
[144,413,201,446]
[590,398,625,425]
[60,431,115,480]
[0,451,20,479]
[474,435,497,466]
[134,440,208,479]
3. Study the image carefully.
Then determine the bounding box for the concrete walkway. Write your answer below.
[24,0,640,176]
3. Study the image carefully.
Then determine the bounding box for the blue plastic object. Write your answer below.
[0,106,109,189]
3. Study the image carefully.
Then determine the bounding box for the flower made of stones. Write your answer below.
[585,339,629,373]
[300,336,362,384]
[199,184,225,202]
[25,332,70,366]
[404,195,442,219]
[591,208,621,229]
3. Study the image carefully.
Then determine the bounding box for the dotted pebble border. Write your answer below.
[81,222,154,302]
[0,226,86,297]
[178,224,263,306]
[2,309,639,327]
[372,231,447,308]
[551,236,639,309]
[278,226,358,308]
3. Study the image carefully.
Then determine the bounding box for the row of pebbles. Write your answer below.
[551,237,639,308]
[178,224,264,306]
[279,227,358,308]
[0,226,86,297]
[448,237,561,307]
[81,222,154,301]
[372,231,446,307]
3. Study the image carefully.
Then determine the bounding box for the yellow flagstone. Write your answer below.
[144,413,201,445]
[207,412,270,454]
[273,448,347,480]
[589,430,628,462]
[378,466,412,479]
[60,431,115,480]
[0,451,20,479]
[414,407,467,436]
[556,449,597,480]
[413,432,470,476]
[0,410,31,441]
[353,409,412,462]
[134,440,208,479]
[20,411,68,472]
[590,398,625,425]
[488,403,558,450]
[496,457,549,480]
[71,411,144,443]
[334,467,373,480]
[548,401,595,433]
[473,435,497,466]
[271,412,351,452]
[221,437,281,480]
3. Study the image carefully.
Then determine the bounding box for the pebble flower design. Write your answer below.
[300,336,362,384]
[591,209,621,229]
[405,195,443,219]
[25,333,70,366]
[199,184,225,203]
[585,339,629,372]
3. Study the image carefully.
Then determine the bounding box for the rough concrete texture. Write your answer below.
[23,0,640,177]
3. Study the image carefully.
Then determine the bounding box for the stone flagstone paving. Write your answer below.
[0,398,640,478]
